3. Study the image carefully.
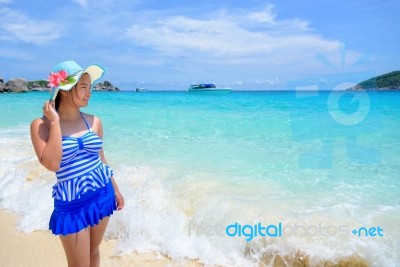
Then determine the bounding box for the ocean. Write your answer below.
[0,90,399,266]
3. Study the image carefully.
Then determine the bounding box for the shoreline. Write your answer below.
[0,209,204,267]
[0,209,372,267]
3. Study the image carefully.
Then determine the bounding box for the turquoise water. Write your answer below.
[0,91,399,266]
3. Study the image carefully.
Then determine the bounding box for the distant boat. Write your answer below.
[135,87,147,92]
[187,83,231,93]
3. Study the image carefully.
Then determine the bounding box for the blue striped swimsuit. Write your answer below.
[49,113,117,236]
[52,113,113,201]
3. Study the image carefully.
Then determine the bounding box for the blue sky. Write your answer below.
[0,0,398,90]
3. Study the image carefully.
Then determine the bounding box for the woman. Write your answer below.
[30,60,124,267]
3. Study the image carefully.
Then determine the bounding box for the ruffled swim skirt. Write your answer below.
[49,182,116,236]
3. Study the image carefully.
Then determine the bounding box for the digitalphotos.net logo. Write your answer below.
[287,43,381,169]
[187,220,384,242]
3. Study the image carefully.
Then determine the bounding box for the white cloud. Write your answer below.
[73,0,88,8]
[0,8,61,45]
[126,16,270,55]
[64,3,365,84]
[247,4,276,24]
[123,6,340,68]
[255,78,280,85]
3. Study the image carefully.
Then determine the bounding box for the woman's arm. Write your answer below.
[30,101,62,172]
[96,116,125,211]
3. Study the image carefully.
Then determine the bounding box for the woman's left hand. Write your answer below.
[115,190,125,211]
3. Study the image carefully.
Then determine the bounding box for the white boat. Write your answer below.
[187,83,231,92]
[135,87,147,92]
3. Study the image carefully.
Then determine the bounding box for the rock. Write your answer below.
[5,78,28,93]
[30,82,47,91]
[0,76,4,92]
[93,80,119,91]
[0,76,5,92]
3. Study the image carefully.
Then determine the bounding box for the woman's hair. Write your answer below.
[55,92,62,111]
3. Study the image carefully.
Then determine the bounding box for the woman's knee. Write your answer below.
[68,260,91,267]
[89,217,109,249]
[90,245,100,257]
[59,229,91,267]
[89,235,103,257]
[65,252,90,267]
[90,235,103,254]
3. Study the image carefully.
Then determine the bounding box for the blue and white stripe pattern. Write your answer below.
[52,113,113,202]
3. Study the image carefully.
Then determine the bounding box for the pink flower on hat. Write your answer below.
[47,70,75,88]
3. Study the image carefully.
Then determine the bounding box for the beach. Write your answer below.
[0,209,204,267]
[0,91,399,266]
[0,209,65,267]
[0,209,371,267]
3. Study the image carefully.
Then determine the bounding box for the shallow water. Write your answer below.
[0,90,399,266]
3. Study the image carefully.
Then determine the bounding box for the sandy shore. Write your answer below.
[0,209,371,267]
[0,209,203,267]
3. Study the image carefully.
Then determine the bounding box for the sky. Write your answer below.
[0,0,398,90]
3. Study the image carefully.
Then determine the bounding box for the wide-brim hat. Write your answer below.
[48,60,106,100]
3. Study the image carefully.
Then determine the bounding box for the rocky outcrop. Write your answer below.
[0,76,5,92]
[3,78,29,93]
[29,82,47,91]
[93,81,119,91]
[0,75,118,93]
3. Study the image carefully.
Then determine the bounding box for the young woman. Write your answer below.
[30,60,124,267]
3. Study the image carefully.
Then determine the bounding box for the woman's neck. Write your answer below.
[58,105,81,121]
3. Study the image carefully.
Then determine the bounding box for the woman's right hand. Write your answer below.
[42,101,59,122]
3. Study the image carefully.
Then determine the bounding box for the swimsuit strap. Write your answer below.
[80,112,91,132]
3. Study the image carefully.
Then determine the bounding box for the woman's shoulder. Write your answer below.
[30,116,50,128]
[30,117,51,136]
[80,112,102,132]
[80,112,102,123]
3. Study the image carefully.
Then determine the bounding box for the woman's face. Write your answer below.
[74,73,92,107]
[62,73,91,108]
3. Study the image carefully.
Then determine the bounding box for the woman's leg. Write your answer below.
[58,217,110,267]
[89,216,110,267]
[59,228,91,267]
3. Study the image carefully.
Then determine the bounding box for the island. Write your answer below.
[0,76,119,93]
[351,70,400,90]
